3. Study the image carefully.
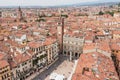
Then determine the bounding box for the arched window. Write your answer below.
[75,53,78,57]
[68,51,70,55]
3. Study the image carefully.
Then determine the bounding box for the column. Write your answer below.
[47,49,50,63]
[77,53,79,58]
[70,51,72,61]
[65,51,67,56]
[74,52,76,58]
[63,50,64,55]
[51,48,53,61]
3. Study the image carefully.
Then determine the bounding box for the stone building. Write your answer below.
[110,41,120,79]
[63,33,84,60]
[57,18,84,60]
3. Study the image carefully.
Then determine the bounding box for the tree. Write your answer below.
[61,14,68,18]
[109,12,114,16]
[105,11,114,16]
[99,11,104,15]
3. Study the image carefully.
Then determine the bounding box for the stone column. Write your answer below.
[74,52,75,58]
[63,50,64,55]
[47,49,50,63]
[70,51,72,61]
[66,51,67,56]
[51,48,53,61]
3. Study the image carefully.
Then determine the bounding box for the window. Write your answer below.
[25,62,27,65]
[112,50,114,52]
[22,63,24,66]
[29,60,31,63]
[37,48,38,52]
[22,62,27,66]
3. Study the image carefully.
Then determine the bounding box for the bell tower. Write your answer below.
[17,6,23,22]
[57,17,64,54]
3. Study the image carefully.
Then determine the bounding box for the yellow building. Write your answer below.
[0,54,11,80]
[111,44,120,79]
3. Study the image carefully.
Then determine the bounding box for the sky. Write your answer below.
[0,0,120,6]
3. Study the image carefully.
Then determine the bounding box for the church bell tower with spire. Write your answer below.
[17,6,23,22]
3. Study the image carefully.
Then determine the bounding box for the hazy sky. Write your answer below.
[0,0,120,6]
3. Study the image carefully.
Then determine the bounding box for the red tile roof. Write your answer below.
[72,52,119,80]
[0,60,9,68]
[28,41,43,48]
[0,53,5,60]
[13,53,32,64]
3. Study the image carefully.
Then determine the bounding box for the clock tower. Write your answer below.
[57,17,64,54]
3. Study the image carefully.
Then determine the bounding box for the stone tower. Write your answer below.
[57,17,64,54]
[17,6,23,22]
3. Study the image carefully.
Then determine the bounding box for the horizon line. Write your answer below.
[0,1,119,7]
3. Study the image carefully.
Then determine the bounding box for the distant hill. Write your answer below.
[0,1,120,8]
[54,1,120,8]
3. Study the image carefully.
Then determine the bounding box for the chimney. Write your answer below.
[82,67,89,75]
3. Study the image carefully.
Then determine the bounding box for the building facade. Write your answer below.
[63,34,84,60]
[0,53,11,80]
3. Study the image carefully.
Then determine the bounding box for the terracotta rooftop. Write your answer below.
[83,43,96,51]
[113,30,120,35]
[0,53,5,60]
[44,37,56,46]
[110,43,120,51]
[72,52,119,80]
[28,41,43,48]
[13,53,32,64]
[0,60,9,69]
[83,40,111,53]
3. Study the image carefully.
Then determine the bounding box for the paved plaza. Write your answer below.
[33,56,75,80]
